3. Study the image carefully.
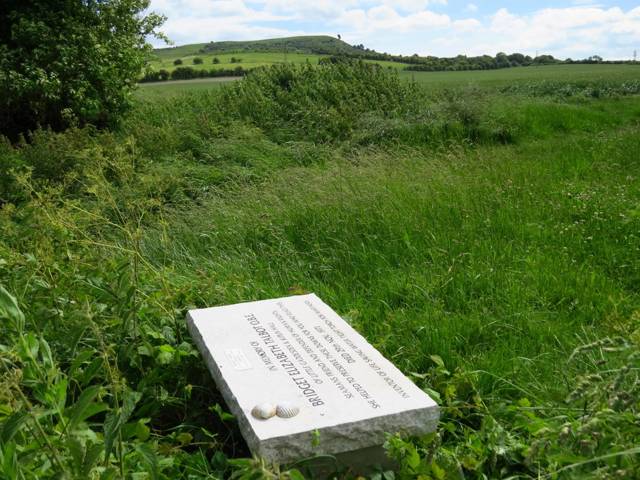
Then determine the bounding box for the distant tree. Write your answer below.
[507,53,526,66]
[495,52,511,68]
[158,69,170,81]
[174,58,183,65]
[193,57,203,64]
[230,57,241,63]
[533,54,558,65]
[212,57,220,64]
[0,0,165,140]
[171,66,195,80]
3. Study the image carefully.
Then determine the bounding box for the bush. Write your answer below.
[0,0,165,140]
[140,68,171,83]
[174,58,183,66]
[193,57,203,65]
[219,61,421,142]
[213,57,220,64]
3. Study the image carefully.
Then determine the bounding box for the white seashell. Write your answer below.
[251,403,276,420]
[276,402,300,419]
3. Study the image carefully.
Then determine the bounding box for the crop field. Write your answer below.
[2,62,640,478]
[400,63,640,87]
[138,63,640,97]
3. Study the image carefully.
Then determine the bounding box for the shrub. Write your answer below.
[212,57,220,64]
[171,66,196,80]
[193,57,203,65]
[219,61,421,142]
[0,0,165,140]
[174,58,183,66]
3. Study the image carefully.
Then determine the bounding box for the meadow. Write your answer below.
[1,62,640,479]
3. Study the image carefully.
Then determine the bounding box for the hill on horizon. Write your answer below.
[153,35,373,59]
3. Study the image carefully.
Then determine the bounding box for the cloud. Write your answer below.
[334,5,451,33]
[148,1,640,60]
[465,3,478,13]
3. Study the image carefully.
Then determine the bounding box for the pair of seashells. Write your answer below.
[252,401,299,420]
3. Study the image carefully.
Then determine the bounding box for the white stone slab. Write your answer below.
[187,294,439,464]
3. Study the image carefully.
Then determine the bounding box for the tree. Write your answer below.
[193,57,203,64]
[212,57,220,64]
[0,0,165,140]
[174,58,183,65]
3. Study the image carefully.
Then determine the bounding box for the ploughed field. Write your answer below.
[1,62,640,478]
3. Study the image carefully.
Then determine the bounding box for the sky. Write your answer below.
[148,1,640,60]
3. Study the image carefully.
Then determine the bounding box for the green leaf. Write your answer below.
[135,420,150,441]
[135,443,159,480]
[0,285,25,332]
[1,441,18,479]
[288,469,306,480]
[430,355,445,368]
[66,385,103,431]
[83,443,103,476]
[67,437,84,472]
[104,389,142,462]
[423,387,442,403]
[0,412,27,444]
[155,344,175,365]
[176,432,192,446]
[103,410,120,463]
[431,461,446,480]
[406,444,421,470]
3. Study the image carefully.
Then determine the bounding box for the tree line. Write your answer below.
[140,66,249,82]
[399,53,636,72]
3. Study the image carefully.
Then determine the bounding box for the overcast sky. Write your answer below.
[148,1,640,60]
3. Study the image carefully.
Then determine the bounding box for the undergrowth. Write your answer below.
[1,63,640,478]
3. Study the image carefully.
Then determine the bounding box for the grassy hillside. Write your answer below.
[2,63,640,478]
[148,36,404,74]
[198,35,367,55]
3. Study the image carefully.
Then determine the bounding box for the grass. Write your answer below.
[147,52,406,75]
[136,76,240,99]
[148,52,325,72]
[137,63,640,98]
[403,63,640,86]
[2,62,640,479]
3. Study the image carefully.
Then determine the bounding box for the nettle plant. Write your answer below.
[384,333,640,479]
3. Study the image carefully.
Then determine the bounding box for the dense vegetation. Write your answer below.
[141,66,248,83]
[1,62,640,479]
[198,36,366,56]
[0,0,164,141]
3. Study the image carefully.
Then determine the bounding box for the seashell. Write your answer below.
[276,402,300,419]
[251,403,276,420]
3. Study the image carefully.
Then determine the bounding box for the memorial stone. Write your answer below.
[187,294,439,465]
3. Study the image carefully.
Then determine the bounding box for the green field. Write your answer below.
[148,51,406,75]
[401,63,640,86]
[149,51,324,72]
[3,61,640,478]
[138,63,640,97]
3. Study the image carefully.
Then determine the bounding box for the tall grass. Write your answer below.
[1,63,640,478]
